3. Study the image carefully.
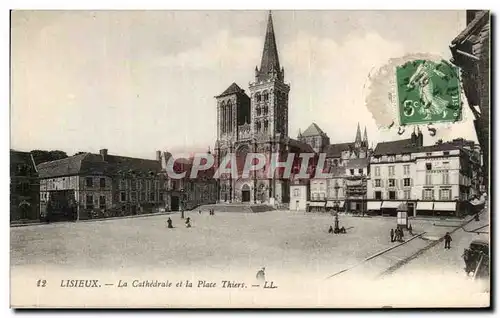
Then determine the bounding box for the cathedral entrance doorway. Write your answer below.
[241,184,251,203]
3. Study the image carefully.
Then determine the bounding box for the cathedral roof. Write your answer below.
[216,82,245,98]
[301,123,326,137]
[288,138,314,152]
[257,11,282,82]
[324,142,354,157]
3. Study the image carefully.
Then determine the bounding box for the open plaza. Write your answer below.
[10,209,489,307]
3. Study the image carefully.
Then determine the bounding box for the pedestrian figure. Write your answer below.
[185,217,191,228]
[167,217,173,229]
[199,209,202,214]
[390,228,395,242]
[463,249,472,275]
[340,226,346,234]
[408,223,413,235]
[444,232,452,249]
[474,213,480,221]
[328,225,334,234]
[256,267,266,282]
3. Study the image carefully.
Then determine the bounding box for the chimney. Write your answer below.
[417,129,424,147]
[100,149,108,161]
[156,150,162,162]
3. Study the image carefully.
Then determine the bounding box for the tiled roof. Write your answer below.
[346,158,369,169]
[324,142,354,157]
[216,82,245,98]
[415,143,461,153]
[373,139,462,156]
[373,139,416,156]
[37,152,161,179]
[288,138,314,152]
[37,153,88,178]
[105,154,162,175]
[301,123,326,137]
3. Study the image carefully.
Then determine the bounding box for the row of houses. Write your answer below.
[289,125,483,218]
[10,129,482,222]
[10,148,217,222]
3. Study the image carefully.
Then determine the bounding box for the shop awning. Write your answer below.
[367,201,382,210]
[381,201,403,209]
[434,202,456,211]
[308,202,325,207]
[325,201,344,207]
[417,202,434,210]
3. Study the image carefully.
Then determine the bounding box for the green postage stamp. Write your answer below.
[396,59,462,125]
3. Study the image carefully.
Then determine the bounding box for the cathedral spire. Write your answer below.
[363,126,368,146]
[257,11,282,82]
[355,123,362,145]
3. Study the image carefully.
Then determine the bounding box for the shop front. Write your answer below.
[433,201,457,217]
[367,201,382,215]
[381,201,402,217]
[308,201,326,212]
[416,201,434,217]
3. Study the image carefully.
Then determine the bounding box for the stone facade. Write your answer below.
[10,150,39,222]
[367,134,481,217]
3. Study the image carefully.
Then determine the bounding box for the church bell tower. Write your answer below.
[249,11,290,139]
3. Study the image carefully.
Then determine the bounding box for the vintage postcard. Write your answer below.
[10,9,490,308]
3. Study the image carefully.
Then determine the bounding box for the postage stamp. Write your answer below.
[396,59,462,125]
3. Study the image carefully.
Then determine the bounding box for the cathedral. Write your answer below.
[214,12,370,206]
[214,12,313,205]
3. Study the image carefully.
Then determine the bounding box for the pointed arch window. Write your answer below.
[256,121,262,132]
[256,93,261,102]
[264,120,268,132]
[264,92,269,101]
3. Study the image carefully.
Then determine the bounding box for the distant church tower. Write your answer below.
[249,11,290,138]
[354,123,362,148]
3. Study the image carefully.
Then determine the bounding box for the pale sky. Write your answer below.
[10,10,477,159]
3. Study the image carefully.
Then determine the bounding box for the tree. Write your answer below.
[74,152,86,156]
[30,150,68,165]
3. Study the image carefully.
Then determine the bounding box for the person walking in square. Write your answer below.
[444,232,452,249]
[256,267,266,282]
[390,228,395,242]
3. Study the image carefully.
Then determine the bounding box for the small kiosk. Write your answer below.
[397,203,409,230]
